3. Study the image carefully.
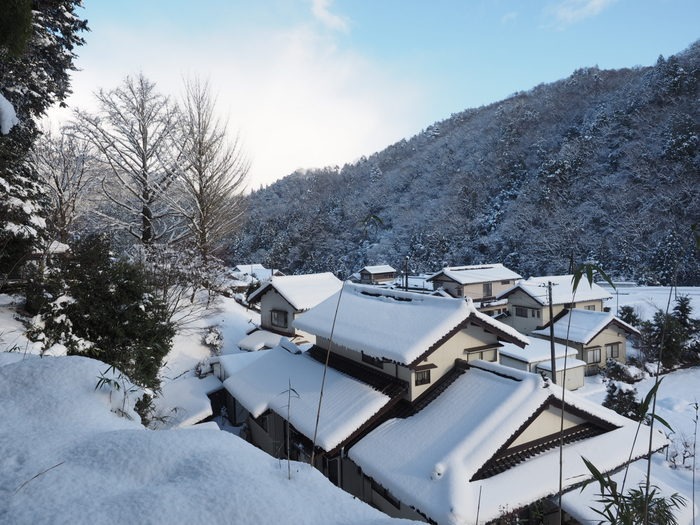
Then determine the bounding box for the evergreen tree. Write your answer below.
[34,234,175,389]
[0,0,88,275]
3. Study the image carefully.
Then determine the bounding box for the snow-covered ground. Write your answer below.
[0,294,416,525]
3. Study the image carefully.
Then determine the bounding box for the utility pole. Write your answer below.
[404,256,409,291]
[548,281,557,385]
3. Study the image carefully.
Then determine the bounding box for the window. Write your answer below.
[483,282,492,297]
[271,309,288,328]
[515,306,528,318]
[415,369,431,386]
[362,352,384,369]
[606,342,620,359]
[586,347,601,364]
[585,305,596,311]
[501,280,511,285]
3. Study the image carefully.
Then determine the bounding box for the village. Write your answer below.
[171,262,683,524]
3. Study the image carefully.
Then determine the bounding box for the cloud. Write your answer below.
[310,0,349,32]
[547,0,617,28]
[48,5,425,189]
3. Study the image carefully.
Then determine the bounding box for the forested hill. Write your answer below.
[230,41,700,285]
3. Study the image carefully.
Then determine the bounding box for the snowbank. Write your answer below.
[0,355,416,525]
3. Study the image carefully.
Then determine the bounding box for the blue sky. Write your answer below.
[50,0,700,188]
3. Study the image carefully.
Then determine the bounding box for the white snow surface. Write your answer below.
[500,274,613,305]
[602,284,700,321]
[348,361,667,525]
[362,264,396,273]
[0,354,415,525]
[532,308,638,344]
[0,93,19,134]
[295,283,527,365]
[500,338,577,364]
[223,346,391,451]
[536,356,586,371]
[237,328,283,351]
[428,263,521,285]
[247,272,342,310]
[153,374,223,428]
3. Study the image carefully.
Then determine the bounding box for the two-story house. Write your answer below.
[531,308,639,375]
[294,283,529,402]
[246,272,342,337]
[427,263,521,316]
[497,275,613,334]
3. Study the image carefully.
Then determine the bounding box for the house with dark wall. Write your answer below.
[358,265,397,285]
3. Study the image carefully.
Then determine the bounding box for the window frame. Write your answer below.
[515,306,528,318]
[586,347,602,364]
[270,309,288,328]
[415,369,431,386]
[606,342,620,359]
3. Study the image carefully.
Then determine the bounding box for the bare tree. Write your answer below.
[173,77,249,261]
[72,73,181,245]
[31,126,96,243]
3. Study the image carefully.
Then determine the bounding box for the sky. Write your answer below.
[48,0,700,190]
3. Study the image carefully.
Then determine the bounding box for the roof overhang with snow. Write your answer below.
[348,361,667,525]
[223,347,392,452]
[295,283,529,366]
[247,272,342,311]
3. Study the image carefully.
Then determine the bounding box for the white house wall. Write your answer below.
[260,289,296,336]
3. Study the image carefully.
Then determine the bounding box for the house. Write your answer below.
[499,339,586,390]
[246,272,343,337]
[358,265,397,285]
[531,309,639,376]
[497,275,613,334]
[427,263,521,302]
[233,264,283,281]
[294,283,529,402]
[222,283,666,524]
[347,361,667,524]
[229,264,284,293]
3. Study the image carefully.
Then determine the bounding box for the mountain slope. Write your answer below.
[231,41,700,285]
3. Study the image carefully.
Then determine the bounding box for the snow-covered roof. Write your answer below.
[223,346,391,451]
[153,374,223,428]
[500,338,577,364]
[247,272,342,311]
[498,274,613,305]
[237,329,284,352]
[216,350,268,378]
[532,308,639,345]
[348,360,667,525]
[428,263,522,285]
[361,265,396,274]
[233,264,280,281]
[295,283,528,365]
[536,357,587,371]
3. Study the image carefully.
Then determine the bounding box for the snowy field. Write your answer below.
[1,285,699,523]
